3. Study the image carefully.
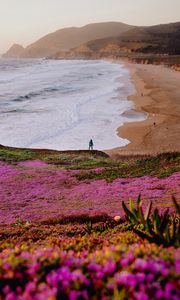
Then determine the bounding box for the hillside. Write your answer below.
[120,22,180,54]
[51,22,180,61]
[2,44,25,58]
[0,144,180,224]
[0,145,179,299]
[3,22,134,58]
[4,22,180,59]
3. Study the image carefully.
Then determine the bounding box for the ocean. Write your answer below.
[0,59,145,150]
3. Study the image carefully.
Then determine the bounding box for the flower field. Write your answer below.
[0,147,179,299]
[0,241,179,300]
[0,160,179,225]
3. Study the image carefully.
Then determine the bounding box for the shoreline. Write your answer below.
[106,61,180,158]
[1,58,180,156]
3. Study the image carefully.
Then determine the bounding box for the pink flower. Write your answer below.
[175,259,180,274]
[115,272,137,288]
[134,291,149,300]
[25,282,36,293]
[104,259,116,275]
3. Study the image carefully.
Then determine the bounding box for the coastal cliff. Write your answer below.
[3,21,180,62]
[3,22,134,58]
[48,22,180,67]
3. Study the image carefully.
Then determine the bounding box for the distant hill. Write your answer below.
[3,44,25,58]
[68,22,180,56]
[50,22,180,62]
[3,22,134,58]
[119,22,180,54]
[3,22,180,59]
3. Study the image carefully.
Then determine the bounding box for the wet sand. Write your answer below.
[106,62,180,158]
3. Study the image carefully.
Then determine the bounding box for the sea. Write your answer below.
[0,58,145,150]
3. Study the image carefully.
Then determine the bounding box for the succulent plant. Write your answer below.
[122,196,180,247]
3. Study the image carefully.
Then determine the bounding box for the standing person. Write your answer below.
[89,139,94,150]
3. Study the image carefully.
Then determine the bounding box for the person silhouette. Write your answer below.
[89,139,94,150]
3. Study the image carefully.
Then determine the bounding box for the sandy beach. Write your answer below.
[106,62,180,158]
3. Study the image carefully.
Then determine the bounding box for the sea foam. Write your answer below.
[0,59,145,150]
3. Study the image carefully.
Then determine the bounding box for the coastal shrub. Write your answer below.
[0,148,35,162]
[136,156,160,166]
[78,158,108,168]
[158,167,180,178]
[76,152,180,181]
[160,152,180,161]
[122,196,180,247]
[43,154,71,165]
[42,154,115,169]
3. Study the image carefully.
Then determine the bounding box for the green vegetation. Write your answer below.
[1,146,179,180]
[122,196,180,247]
[0,145,108,166]
[76,152,180,181]
[0,147,35,162]
[0,217,137,251]
[0,146,179,299]
[83,22,180,57]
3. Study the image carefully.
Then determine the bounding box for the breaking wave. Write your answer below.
[0,58,145,150]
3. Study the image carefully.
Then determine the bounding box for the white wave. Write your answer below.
[0,59,145,150]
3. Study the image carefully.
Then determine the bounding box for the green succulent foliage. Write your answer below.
[83,220,110,235]
[172,195,180,214]
[12,218,24,227]
[122,195,180,247]
[84,220,93,235]
[122,195,152,233]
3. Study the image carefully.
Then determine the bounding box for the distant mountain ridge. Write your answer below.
[3,21,180,59]
[3,22,134,58]
[52,22,180,60]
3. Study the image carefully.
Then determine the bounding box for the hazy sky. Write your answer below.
[0,0,180,54]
